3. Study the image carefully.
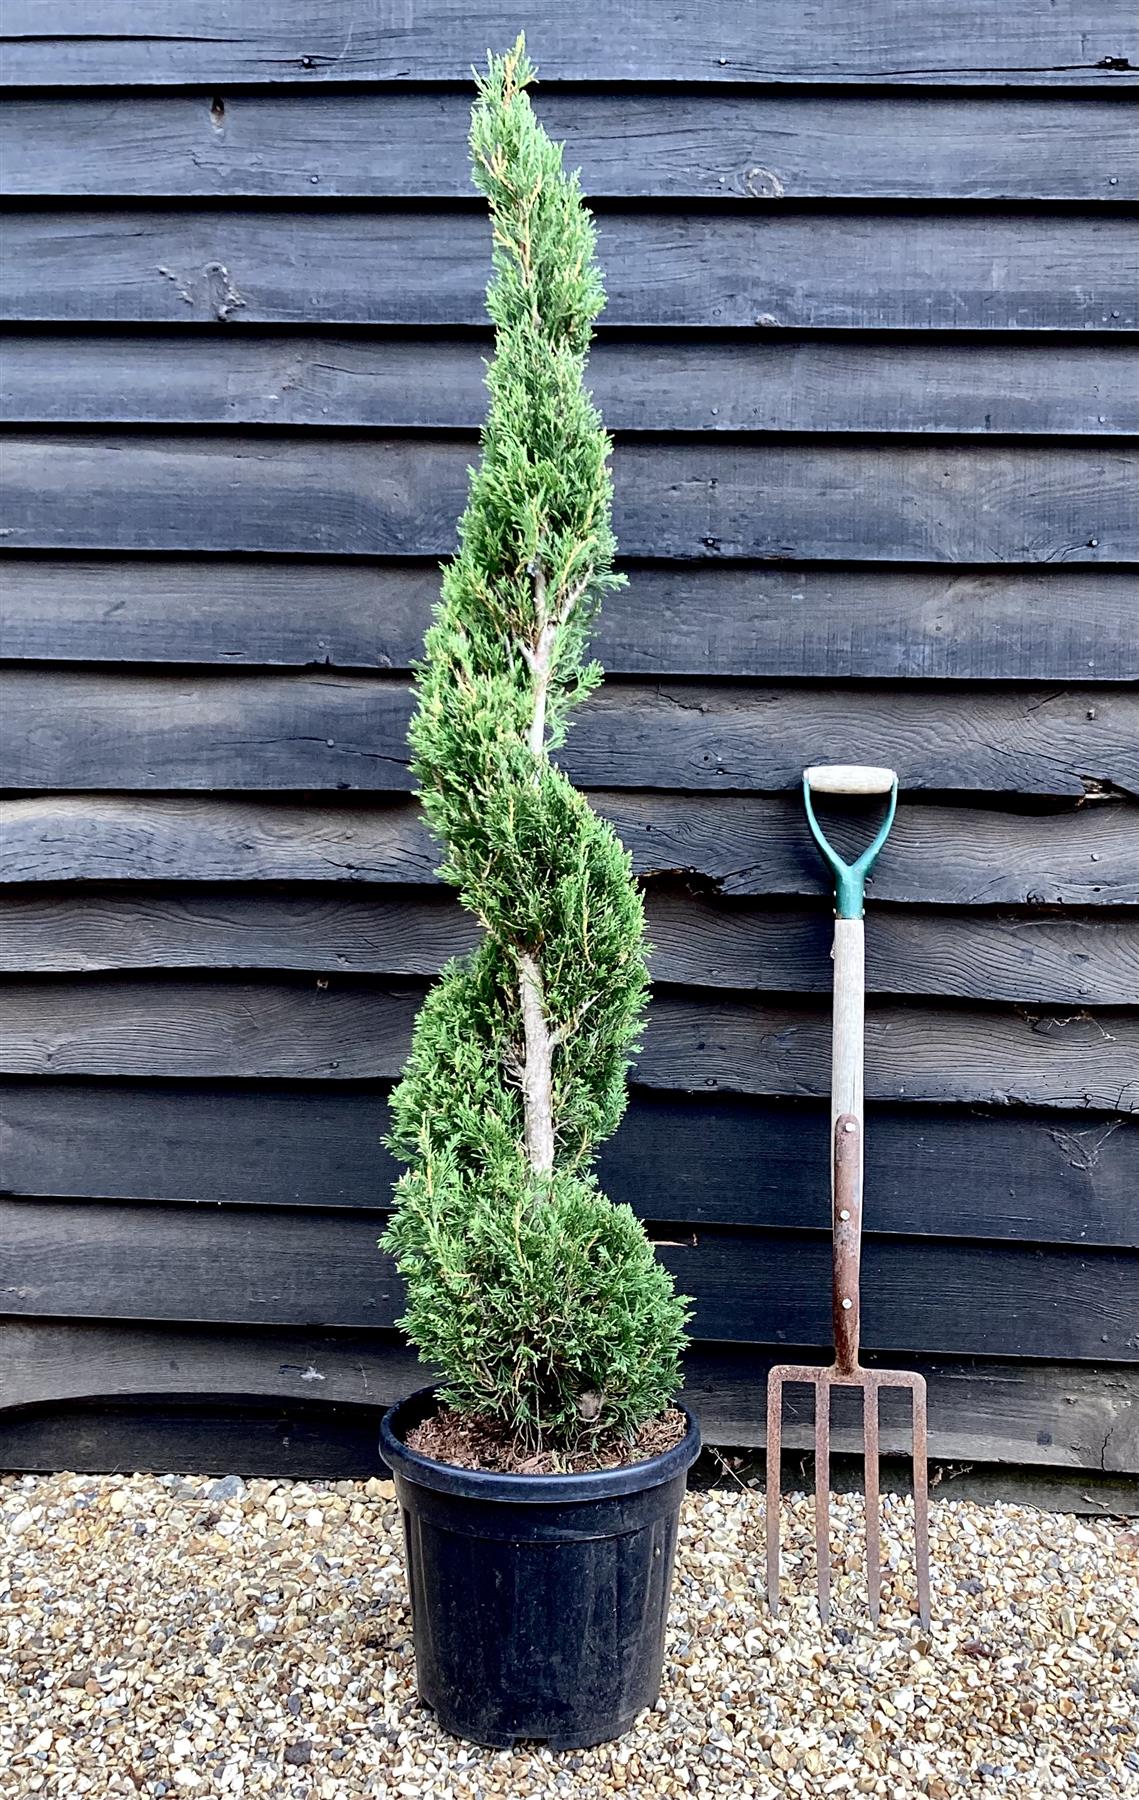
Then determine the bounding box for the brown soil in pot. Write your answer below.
[405,1405,688,1475]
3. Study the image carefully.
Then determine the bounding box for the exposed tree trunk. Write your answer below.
[518,949,555,1174]
[526,617,559,758]
[515,558,574,1177]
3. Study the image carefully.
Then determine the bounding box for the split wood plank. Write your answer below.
[2,1320,1134,1471]
[4,209,1136,330]
[2,1198,1134,1359]
[4,435,1135,565]
[3,93,1134,200]
[0,977,1134,1110]
[3,793,1135,906]
[4,557,1135,680]
[3,669,1136,798]
[2,886,1136,1009]
[2,1,1132,87]
[5,332,1135,436]
[2,1080,1132,1248]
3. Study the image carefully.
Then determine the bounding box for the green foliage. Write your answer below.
[382,37,689,1453]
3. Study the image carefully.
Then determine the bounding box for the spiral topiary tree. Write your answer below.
[383,38,689,1456]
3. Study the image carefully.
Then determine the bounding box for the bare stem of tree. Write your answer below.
[518,949,555,1174]
[521,564,589,760]
[514,557,589,1181]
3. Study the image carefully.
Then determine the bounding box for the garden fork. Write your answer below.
[765,765,931,1631]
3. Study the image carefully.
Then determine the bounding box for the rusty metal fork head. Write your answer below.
[765,1118,931,1630]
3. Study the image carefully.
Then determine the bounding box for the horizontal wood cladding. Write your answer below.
[0,1399,391,1480]
[4,93,1135,201]
[4,670,1136,798]
[5,209,1137,331]
[2,1,1133,86]
[4,557,1135,683]
[1,977,1134,1110]
[3,886,1137,1009]
[4,793,1135,907]
[2,8,1136,1479]
[6,332,1136,437]
[3,1323,1135,1473]
[3,1082,1133,1249]
[6,433,1130,565]
[5,435,1134,566]
[3,1196,1135,1360]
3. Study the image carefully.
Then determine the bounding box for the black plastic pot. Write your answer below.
[379,1386,701,1749]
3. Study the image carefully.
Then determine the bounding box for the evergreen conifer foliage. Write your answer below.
[383,39,689,1454]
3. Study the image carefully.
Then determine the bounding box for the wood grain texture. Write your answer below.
[6,332,1135,436]
[0,977,1134,1110]
[4,1080,1131,1247]
[6,557,1136,680]
[2,1197,1134,1359]
[2,1,1133,86]
[6,668,1135,798]
[4,209,1136,331]
[638,990,1139,1113]
[0,1399,401,1479]
[3,1321,1134,1472]
[4,0,1138,1479]
[3,885,1136,1009]
[5,434,1134,565]
[4,793,1135,906]
[4,93,1134,200]
[4,1389,1130,1476]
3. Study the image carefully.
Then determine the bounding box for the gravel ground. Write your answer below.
[2,1470,1135,1800]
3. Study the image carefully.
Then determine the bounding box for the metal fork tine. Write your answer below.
[765,1373,784,1616]
[911,1376,932,1631]
[814,1379,831,1624]
[863,1377,881,1627]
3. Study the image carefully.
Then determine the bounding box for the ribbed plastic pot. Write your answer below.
[379,1386,701,1749]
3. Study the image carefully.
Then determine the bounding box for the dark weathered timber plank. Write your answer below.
[0,1400,396,1480]
[5,793,1136,907]
[573,685,1139,799]
[6,332,1136,436]
[5,435,1134,566]
[1,1399,1134,1483]
[640,991,1139,1112]
[0,887,469,976]
[2,1080,1132,1247]
[0,668,418,793]
[5,670,1137,799]
[3,886,1136,1009]
[0,795,443,887]
[647,896,1139,1007]
[4,93,1134,201]
[607,1093,1138,1247]
[2,1198,1134,1359]
[4,1321,1135,1472]
[4,209,1135,330]
[5,557,1136,681]
[599,793,1139,905]
[0,977,1134,1109]
[2,2,1132,85]
[680,1347,1139,1470]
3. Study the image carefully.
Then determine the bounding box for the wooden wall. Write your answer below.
[1,3,1137,1479]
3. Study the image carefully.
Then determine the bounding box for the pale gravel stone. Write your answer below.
[0,1471,1135,1800]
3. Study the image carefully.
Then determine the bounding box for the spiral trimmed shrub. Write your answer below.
[382,39,690,1455]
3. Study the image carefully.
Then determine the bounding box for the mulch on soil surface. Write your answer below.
[405,1406,688,1474]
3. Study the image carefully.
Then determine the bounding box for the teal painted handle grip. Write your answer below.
[803,771,899,919]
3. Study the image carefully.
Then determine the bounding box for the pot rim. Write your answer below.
[380,1384,701,1505]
